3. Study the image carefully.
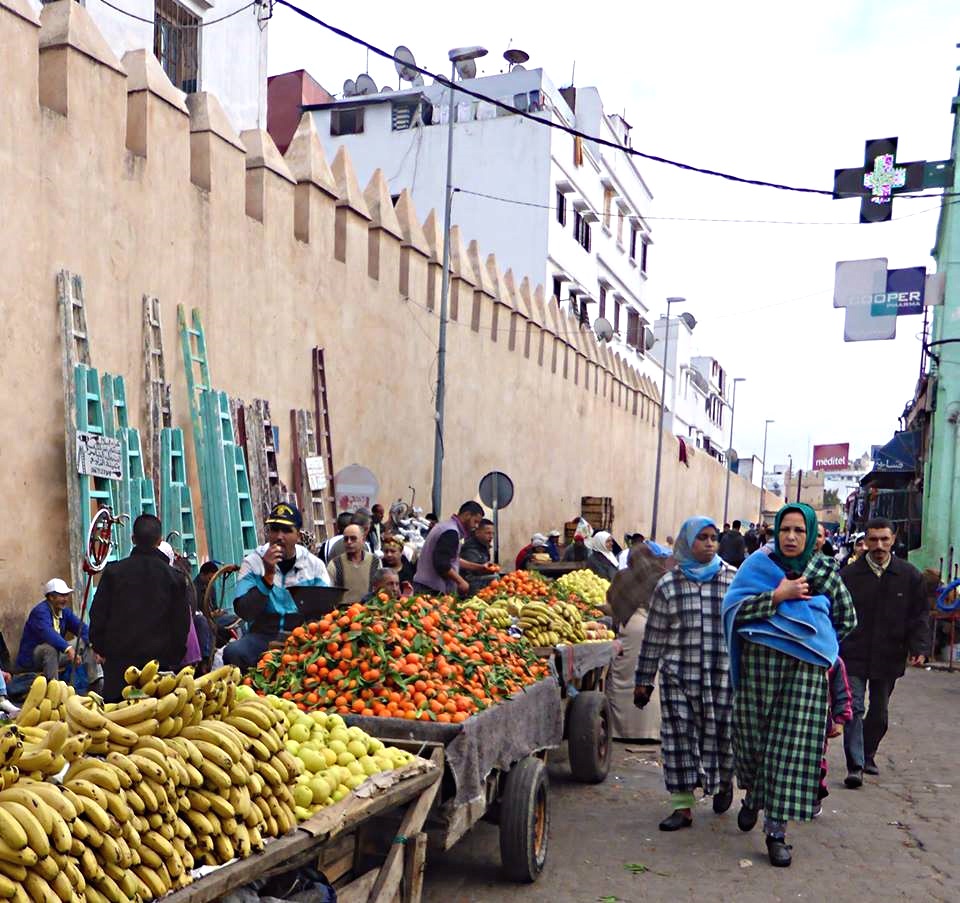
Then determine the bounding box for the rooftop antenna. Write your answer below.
[394,45,419,88]
[504,48,529,72]
[570,60,576,86]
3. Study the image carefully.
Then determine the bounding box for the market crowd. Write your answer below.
[621,509,930,868]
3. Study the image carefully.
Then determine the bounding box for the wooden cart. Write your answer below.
[345,676,563,884]
[161,751,441,903]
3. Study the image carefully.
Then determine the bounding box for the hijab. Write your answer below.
[772,503,819,574]
[673,516,722,583]
[588,531,619,566]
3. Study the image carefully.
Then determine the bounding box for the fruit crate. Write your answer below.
[162,751,441,903]
[580,496,614,533]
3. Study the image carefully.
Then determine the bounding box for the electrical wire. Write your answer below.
[95,0,258,27]
[276,0,846,198]
[452,187,956,225]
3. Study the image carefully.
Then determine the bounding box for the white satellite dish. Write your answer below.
[726,448,739,465]
[455,58,477,80]
[411,74,425,87]
[594,317,613,342]
[342,78,357,98]
[355,74,377,96]
[679,311,698,331]
[381,86,393,94]
[642,326,655,351]
[394,46,418,82]
[504,48,530,70]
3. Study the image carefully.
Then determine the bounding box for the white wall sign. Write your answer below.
[305,455,327,491]
[76,431,122,481]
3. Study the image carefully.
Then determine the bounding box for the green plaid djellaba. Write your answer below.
[732,554,856,823]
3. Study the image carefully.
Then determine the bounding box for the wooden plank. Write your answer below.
[434,796,487,851]
[366,763,441,902]
[336,868,382,903]
[402,833,427,903]
[162,831,314,903]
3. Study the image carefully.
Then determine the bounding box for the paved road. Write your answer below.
[422,667,958,902]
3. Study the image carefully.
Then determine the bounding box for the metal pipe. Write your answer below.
[430,61,459,519]
[722,377,745,525]
[759,419,773,524]
[650,297,684,540]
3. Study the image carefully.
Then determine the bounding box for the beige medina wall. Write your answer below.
[0,0,770,640]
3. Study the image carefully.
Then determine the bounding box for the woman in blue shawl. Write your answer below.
[724,503,856,868]
[634,516,736,831]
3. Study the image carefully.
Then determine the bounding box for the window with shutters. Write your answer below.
[573,210,591,251]
[629,226,639,261]
[603,187,614,228]
[626,310,640,347]
[154,0,199,94]
[641,237,650,273]
[613,298,621,333]
[552,276,563,304]
[331,107,364,136]
[556,189,567,226]
[598,285,607,321]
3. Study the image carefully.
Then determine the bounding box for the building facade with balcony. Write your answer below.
[287,60,659,380]
[33,0,268,130]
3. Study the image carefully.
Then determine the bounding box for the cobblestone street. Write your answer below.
[423,667,959,903]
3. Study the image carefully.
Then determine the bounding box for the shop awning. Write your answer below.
[870,430,920,473]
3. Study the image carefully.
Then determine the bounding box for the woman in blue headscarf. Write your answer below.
[634,516,736,831]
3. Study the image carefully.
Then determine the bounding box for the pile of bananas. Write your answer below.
[518,600,585,647]
[0,664,303,902]
[479,601,512,630]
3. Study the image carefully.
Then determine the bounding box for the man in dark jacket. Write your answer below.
[89,514,190,701]
[460,519,499,595]
[717,520,747,568]
[839,517,929,787]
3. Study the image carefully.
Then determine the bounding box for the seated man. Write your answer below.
[365,567,400,601]
[16,578,100,689]
[224,503,329,670]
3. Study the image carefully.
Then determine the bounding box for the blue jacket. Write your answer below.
[16,600,88,671]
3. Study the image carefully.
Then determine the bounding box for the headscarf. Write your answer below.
[644,540,672,559]
[771,503,819,574]
[673,516,722,583]
[588,531,619,566]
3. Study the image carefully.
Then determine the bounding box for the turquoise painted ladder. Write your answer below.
[160,427,198,564]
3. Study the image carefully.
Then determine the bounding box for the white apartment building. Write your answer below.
[32,0,268,130]
[300,58,658,379]
[651,315,730,462]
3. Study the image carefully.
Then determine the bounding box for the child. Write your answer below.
[816,656,852,814]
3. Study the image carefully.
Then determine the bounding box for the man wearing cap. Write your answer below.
[16,579,101,686]
[545,530,562,562]
[516,533,549,571]
[224,503,330,670]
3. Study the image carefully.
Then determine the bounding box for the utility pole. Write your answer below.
[759,419,774,524]
[722,377,745,525]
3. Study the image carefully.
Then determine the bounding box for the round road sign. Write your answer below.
[479,471,514,509]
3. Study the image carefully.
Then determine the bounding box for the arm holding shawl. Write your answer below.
[732,589,778,626]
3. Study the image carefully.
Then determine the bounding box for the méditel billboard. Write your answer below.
[812,443,850,471]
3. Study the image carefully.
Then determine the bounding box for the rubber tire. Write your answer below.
[499,756,549,882]
[567,690,611,783]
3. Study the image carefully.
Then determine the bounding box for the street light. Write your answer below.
[431,45,488,518]
[722,376,746,526]
[759,419,774,525]
[650,296,686,541]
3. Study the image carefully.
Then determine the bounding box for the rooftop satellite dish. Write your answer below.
[642,326,655,351]
[342,78,357,97]
[455,58,477,80]
[381,86,393,94]
[411,74,425,87]
[594,317,613,342]
[726,448,739,465]
[355,74,377,96]
[394,45,418,82]
[679,311,698,331]
[504,48,530,70]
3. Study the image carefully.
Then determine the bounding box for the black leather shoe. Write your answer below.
[844,769,863,788]
[863,759,880,776]
[713,783,734,814]
[658,810,693,832]
[766,835,792,867]
[737,802,758,832]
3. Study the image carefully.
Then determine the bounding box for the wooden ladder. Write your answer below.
[291,408,328,547]
[312,347,337,526]
[142,296,172,500]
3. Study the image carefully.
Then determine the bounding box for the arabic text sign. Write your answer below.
[76,431,122,481]
[305,456,327,492]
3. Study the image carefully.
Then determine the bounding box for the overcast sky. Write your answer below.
[268,0,960,471]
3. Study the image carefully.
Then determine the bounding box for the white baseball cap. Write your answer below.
[44,578,73,595]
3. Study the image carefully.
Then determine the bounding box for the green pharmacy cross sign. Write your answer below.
[834,138,925,222]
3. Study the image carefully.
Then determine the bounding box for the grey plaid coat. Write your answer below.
[732,553,857,822]
[635,565,735,795]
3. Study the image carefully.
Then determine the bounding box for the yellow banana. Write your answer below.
[191,739,234,771]
[0,860,25,882]
[20,677,47,717]
[123,665,141,686]
[14,748,54,773]
[49,869,73,903]
[103,696,158,726]
[156,673,178,696]
[64,697,104,732]
[0,808,27,852]
[126,753,165,784]
[76,797,111,834]
[73,765,121,794]
[104,752,141,783]
[137,660,159,687]
[232,701,274,730]
[22,871,59,903]
[2,802,48,857]
[64,779,107,810]
[198,759,231,790]
[135,865,168,899]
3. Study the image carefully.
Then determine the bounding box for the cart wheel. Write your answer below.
[499,756,549,882]
[567,690,611,784]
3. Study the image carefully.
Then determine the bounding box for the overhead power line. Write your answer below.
[275,0,840,198]
[96,0,258,27]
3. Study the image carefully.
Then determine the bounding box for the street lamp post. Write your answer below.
[759,418,774,524]
[722,376,746,526]
[431,46,487,519]
[650,297,685,541]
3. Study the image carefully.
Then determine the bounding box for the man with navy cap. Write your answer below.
[224,503,330,670]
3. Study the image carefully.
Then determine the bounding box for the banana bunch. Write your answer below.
[460,597,487,612]
[481,602,512,629]
[16,676,70,728]
[518,601,585,647]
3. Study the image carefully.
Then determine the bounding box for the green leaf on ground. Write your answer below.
[624,862,649,875]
